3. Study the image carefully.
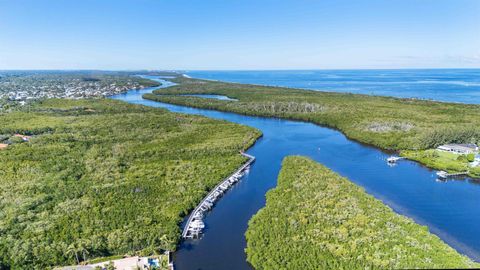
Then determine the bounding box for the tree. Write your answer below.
[78,239,91,262]
[106,261,116,270]
[66,244,79,265]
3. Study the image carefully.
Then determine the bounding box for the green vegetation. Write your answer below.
[402,150,480,177]
[0,99,260,269]
[144,76,480,176]
[85,255,125,264]
[245,156,478,269]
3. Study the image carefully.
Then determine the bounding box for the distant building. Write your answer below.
[437,144,479,154]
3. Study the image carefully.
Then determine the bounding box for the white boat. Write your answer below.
[436,171,448,178]
[203,202,213,209]
[190,219,205,229]
[387,156,402,163]
[193,212,204,219]
[221,183,230,189]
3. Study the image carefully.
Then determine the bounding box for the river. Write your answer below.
[111,75,480,269]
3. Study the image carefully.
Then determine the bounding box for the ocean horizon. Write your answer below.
[186,69,480,104]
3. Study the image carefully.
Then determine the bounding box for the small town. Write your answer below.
[0,71,157,110]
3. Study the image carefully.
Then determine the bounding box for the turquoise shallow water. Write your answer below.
[111,75,480,269]
[186,69,480,104]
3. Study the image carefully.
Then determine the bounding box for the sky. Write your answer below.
[0,0,479,70]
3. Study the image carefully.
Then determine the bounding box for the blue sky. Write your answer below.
[0,0,479,70]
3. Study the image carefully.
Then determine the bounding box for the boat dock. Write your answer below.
[167,251,174,270]
[182,152,255,239]
[387,156,405,164]
[436,170,469,179]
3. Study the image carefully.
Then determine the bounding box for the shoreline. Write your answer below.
[183,70,480,105]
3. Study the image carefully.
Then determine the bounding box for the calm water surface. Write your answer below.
[187,69,480,104]
[111,76,480,270]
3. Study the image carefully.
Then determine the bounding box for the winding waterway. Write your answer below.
[111,76,480,269]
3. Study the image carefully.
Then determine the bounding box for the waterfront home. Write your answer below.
[437,144,478,154]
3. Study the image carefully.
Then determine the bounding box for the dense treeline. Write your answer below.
[144,77,480,151]
[0,99,260,269]
[245,156,478,269]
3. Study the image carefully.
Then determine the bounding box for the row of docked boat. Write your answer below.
[182,153,255,239]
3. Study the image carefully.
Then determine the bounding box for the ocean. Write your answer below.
[186,69,480,104]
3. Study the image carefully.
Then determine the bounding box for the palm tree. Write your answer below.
[77,240,90,262]
[66,244,79,264]
[159,234,170,251]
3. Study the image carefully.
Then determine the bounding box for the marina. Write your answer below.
[182,152,255,239]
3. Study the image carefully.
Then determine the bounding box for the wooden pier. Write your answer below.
[182,152,255,239]
[167,251,175,270]
[436,170,469,179]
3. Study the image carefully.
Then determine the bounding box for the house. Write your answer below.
[0,143,8,150]
[437,144,479,154]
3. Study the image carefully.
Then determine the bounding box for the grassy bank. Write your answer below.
[401,150,480,178]
[0,99,260,269]
[143,76,480,176]
[245,156,478,269]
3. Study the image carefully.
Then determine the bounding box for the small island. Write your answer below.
[245,156,479,269]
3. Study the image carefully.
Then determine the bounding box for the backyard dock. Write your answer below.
[436,170,469,179]
[182,152,255,239]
